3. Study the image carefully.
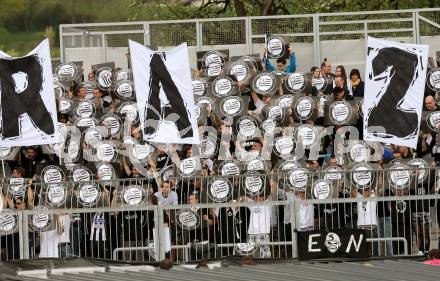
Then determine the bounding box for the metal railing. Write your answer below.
[1,167,439,263]
[59,8,440,77]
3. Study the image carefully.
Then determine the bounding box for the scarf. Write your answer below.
[351,78,360,87]
[90,212,106,241]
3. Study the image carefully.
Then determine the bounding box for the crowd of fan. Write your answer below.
[1,43,440,262]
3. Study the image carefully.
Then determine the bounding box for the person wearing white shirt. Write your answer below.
[154,180,178,208]
[245,193,275,259]
[351,168,382,256]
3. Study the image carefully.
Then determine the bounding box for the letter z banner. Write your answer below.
[363,37,429,148]
[0,39,59,147]
[129,40,199,144]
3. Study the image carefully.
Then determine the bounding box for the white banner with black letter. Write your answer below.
[0,39,59,146]
[129,40,199,144]
[363,37,429,148]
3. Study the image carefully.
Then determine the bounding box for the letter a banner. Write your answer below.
[363,37,429,148]
[0,39,59,147]
[129,40,199,144]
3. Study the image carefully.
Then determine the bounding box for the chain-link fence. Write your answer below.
[59,8,440,77]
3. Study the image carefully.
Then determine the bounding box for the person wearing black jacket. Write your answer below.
[216,200,250,256]
[349,68,365,98]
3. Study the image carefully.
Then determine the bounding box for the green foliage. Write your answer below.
[0,0,439,56]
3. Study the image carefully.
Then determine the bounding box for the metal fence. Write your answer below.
[59,8,440,77]
[1,167,439,263]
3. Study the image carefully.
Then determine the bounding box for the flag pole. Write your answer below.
[1,148,6,179]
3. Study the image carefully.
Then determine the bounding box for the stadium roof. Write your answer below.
[1,258,439,281]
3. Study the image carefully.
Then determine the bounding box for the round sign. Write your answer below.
[288,168,309,190]
[75,100,95,118]
[79,81,95,100]
[94,141,116,162]
[72,166,92,182]
[0,212,17,234]
[96,162,115,181]
[351,163,374,190]
[129,143,153,165]
[114,69,131,81]
[260,118,278,135]
[274,136,296,158]
[236,116,258,139]
[329,101,352,125]
[208,178,232,202]
[118,101,139,125]
[313,179,332,199]
[195,96,215,113]
[66,140,81,163]
[178,157,200,177]
[264,105,284,121]
[426,111,440,132]
[83,127,104,146]
[243,171,265,195]
[30,206,50,232]
[212,75,236,98]
[41,165,64,184]
[200,137,217,158]
[96,67,113,90]
[311,75,328,92]
[101,113,122,136]
[218,160,241,176]
[266,35,285,58]
[277,95,295,108]
[192,77,207,96]
[357,99,364,118]
[234,242,258,256]
[285,73,307,94]
[228,61,249,82]
[294,96,314,120]
[46,184,66,206]
[220,96,243,117]
[195,105,203,121]
[54,81,66,98]
[347,141,369,163]
[278,160,301,173]
[78,182,100,206]
[75,117,97,128]
[56,63,78,81]
[388,163,411,189]
[322,166,344,181]
[296,124,318,148]
[407,158,428,184]
[202,51,224,68]
[122,185,145,206]
[251,72,277,95]
[246,156,267,172]
[0,146,14,159]
[114,80,135,100]
[8,178,26,197]
[123,136,139,146]
[206,63,222,76]
[176,209,201,230]
[59,97,73,114]
[427,68,440,92]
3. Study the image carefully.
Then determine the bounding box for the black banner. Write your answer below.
[297,228,369,260]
